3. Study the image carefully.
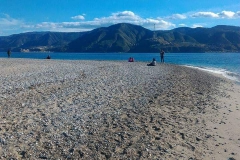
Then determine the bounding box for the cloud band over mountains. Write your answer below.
[191,11,238,18]
[0,10,239,35]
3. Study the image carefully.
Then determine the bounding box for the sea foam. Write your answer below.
[184,65,240,82]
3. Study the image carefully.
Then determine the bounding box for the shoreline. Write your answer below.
[0,59,239,159]
[178,64,240,159]
[183,65,240,83]
[176,65,240,159]
[204,78,240,159]
[1,56,239,83]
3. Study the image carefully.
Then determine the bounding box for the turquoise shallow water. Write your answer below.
[0,52,239,82]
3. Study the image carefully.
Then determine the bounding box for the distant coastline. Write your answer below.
[0,23,239,53]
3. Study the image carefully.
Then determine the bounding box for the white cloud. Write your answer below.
[115,11,135,17]
[0,14,26,35]
[190,10,240,19]
[0,14,23,26]
[154,19,176,29]
[192,24,203,28]
[71,15,85,20]
[219,11,235,18]
[168,14,187,19]
[93,11,141,23]
[145,18,160,24]
[179,24,187,27]
[191,12,219,18]
[236,11,240,17]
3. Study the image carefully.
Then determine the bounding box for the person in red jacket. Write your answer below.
[128,57,134,62]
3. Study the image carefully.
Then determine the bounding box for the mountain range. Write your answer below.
[0,23,239,53]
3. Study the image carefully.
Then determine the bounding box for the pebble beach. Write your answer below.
[0,59,239,159]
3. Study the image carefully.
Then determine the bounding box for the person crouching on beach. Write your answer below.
[128,57,134,62]
[147,58,156,66]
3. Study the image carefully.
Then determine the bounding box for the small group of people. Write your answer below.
[7,49,52,60]
[128,49,165,65]
[147,49,165,66]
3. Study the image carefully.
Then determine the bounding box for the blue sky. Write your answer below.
[0,0,239,36]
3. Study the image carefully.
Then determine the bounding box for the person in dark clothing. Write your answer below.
[147,58,156,66]
[160,49,165,63]
[7,49,11,58]
[46,55,51,59]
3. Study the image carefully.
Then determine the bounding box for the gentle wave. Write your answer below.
[183,65,240,82]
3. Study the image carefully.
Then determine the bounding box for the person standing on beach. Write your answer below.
[160,49,165,63]
[7,49,11,58]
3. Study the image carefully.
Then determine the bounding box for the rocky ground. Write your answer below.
[0,59,236,159]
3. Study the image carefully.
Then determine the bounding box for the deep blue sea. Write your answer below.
[0,52,239,82]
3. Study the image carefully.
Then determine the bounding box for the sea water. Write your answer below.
[0,52,239,82]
